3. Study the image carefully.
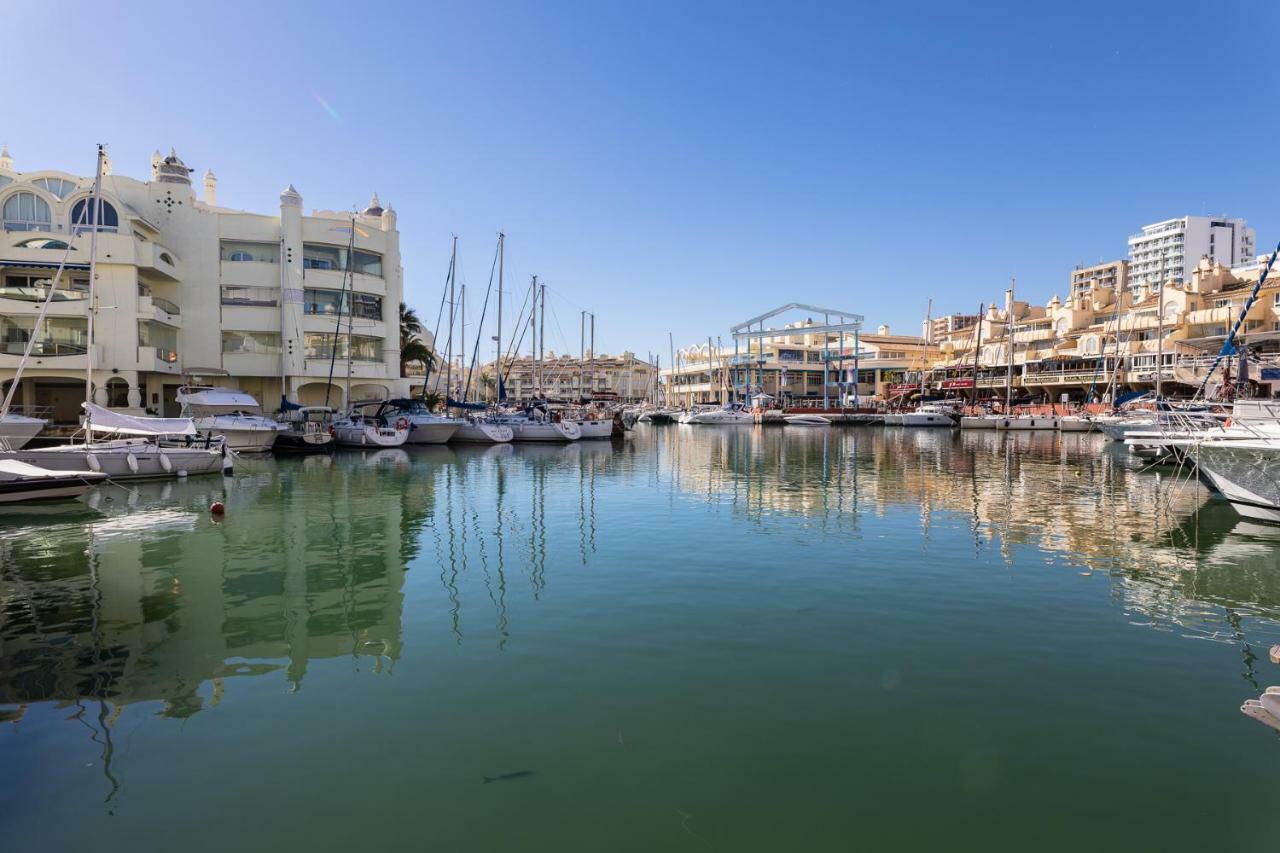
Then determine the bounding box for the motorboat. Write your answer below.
[4,404,229,480]
[688,403,755,424]
[899,403,957,427]
[995,414,1060,431]
[1124,402,1278,463]
[176,386,285,452]
[1096,415,1159,442]
[332,401,411,447]
[784,414,831,426]
[380,398,463,444]
[0,412,47,449]
[0,459,107,503]
[274,405,336,454]
[1194,438,1280,522]
[451,417,515,444]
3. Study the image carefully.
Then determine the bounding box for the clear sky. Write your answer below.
[6,0,1277,358]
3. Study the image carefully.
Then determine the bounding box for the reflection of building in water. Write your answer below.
[0,456,420,718]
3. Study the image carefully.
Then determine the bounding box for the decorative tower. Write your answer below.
[203,169,218,206]
[362,192,383,218]
[151,150,163,180]
[279,185,306,396]
[156,148,193,186]
[0,145,12,171]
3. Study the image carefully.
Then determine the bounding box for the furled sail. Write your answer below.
[84,403,196,436]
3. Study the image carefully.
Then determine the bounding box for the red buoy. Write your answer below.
[210,501,226,515]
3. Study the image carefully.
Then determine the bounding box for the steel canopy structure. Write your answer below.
[729,304,866,408]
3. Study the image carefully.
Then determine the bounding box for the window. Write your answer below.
[222,331,282,355]
[221,286,278,307]
[3,192,52,231]
[302,243,384,277]
[16,237,71,250]
[2,316,87,355]
[32,178,77,199]
[1,273,88,301]
[303,288,383,320]
[303,332,382,361]
[138,320,178,362]
[69,198,119,233]
[220,241,279,263]
[158,252,174,265]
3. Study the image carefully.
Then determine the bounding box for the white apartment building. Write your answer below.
[1128,216,1254,293]
[0,146,412,422]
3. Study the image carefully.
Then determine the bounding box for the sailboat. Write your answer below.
[447,233,511,444]
[2,145,228,480]
[993,278,1059,431]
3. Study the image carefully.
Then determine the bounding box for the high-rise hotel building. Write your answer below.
[0,146,412,422]
[1127,216,1255,294]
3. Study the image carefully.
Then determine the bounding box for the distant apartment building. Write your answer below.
[1070,260,1128,300]
[0,146,412,422]
[922,312,980,343]
[482,351,656,403]
[1128,216,1254,293]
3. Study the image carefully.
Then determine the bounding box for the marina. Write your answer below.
[3,425,1279,850]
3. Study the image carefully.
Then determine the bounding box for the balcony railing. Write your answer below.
[2,340,88,356]
[0,285,88,302]
[151,296,181,315]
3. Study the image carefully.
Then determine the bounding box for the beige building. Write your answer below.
[0,146,412,422]
[929,254,1280,400]
[481,350,656,403]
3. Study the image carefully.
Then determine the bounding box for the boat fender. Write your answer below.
[210,501,225,516]
[86,453,101,472]
[396,417,410,431]
[1224,417,1233,428]
[126,453,140,474]
[159,452,173,473]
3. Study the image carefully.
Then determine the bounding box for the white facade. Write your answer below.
[1127,216,1254,293]
[0,147,412,422]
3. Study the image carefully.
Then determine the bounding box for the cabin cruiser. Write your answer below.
[1194,437,1280,522]
[380,398,463,444]
[274,403,336,454]
[176,385,285,452]
[0,411,47,449]
[784,414,831,426]
[3,404,228,480]
[900,403,957,427]
[0,459,107,503]
[1124,401,1277,462]
[687,403,755,424]
[332,400,411,447]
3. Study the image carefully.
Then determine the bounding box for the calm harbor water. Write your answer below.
[2,426,1279,850]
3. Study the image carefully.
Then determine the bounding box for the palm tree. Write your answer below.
[479,370,496,401]
[421,391,442,412]
[399,301,435,378]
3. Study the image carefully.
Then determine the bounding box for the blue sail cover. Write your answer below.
[278,395,303,412]
[447,398,487,411]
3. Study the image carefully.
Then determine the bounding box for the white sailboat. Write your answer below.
[0,459,107,503]
[688,402,754,424]
[0,413,47,449]
[332,400,411,447]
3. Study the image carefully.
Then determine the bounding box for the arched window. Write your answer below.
[1084,336,1099,355]
[158,252,174,265]
[2,192,52,231]
[32,177,77,199]
[69,198,119,233]
[229,250,254,262]
[16,237,72,250]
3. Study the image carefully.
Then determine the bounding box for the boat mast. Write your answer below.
[343,215,357,407]
[920,298,932,398]
[1005,278,1016,411]
[84,144,106,443]
[580,310,585,402]
[460,282,466,402]
[496,233,504,404]
[969,305,983,403]
[668,332,675,407]
[1155,277,1164,401]
[538,280,546,398]
[446,237,456,405]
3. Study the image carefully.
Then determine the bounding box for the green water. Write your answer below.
[2,427,1279,851]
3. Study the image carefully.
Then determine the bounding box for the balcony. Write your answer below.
[139,345,181,374]
[301,268,386,297]
[0,341,97,368]
[301,357,389,379]
[0,285,89,315]
[138,294,181,327]
[136,242,180,281]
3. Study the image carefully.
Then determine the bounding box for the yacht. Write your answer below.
[0,458,107,503]
[332,401,411,447]
[494,410,582,442]
[688,403,755,424]
[784,414,831,426]
[176,386,285,452]
[451,418,515,444]
[900,403,957,427]
[1195,437,1280,522]
[380,398,463,444]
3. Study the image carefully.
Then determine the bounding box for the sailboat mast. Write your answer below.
[460,282,467,401]
[539,281,546,398]
[84,144,105,441]
[343,215,357,406]
[1156,278,1164,400]
[580,311,585,402]
[920,298,932,397]
[446,237,456,405]
[1005,278,1016,410]
[496,233,504,403]
[971,303,984,407]
[668,332,675,407]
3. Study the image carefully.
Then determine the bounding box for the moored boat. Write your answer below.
[332,401,411,447]
[0,459,107,503]
[274,405,336,454]
[0,412,48,449]
[784,414,831,426]
[177,385,285,452]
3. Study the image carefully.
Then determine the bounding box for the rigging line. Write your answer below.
[499,286,535,391]
[1195,241,1279,400]
[463,237,501,402]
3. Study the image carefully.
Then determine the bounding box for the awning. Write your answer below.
[0,261,91,271]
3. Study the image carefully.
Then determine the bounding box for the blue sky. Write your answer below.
[6,0,1277,358]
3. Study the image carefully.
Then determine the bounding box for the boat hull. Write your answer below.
[900,413,954,427]
[5,440,227,480]
[784,415,830,426]
[451,422,514,443]
[1196,442,1280,523]
[0,415,46,450]
[334,424,409,447]
[1059,416,1095,432]
[195,423,281,453]
[508,421,581,442]
[404,421,461,445]
[995,416,1060,431]
[273,430,335,454]
[573,419,615,439]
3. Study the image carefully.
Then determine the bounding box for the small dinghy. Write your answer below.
[784,414,831,426]
[0,459,107,503]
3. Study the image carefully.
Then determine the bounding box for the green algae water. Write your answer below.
[3,427,1279,851]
